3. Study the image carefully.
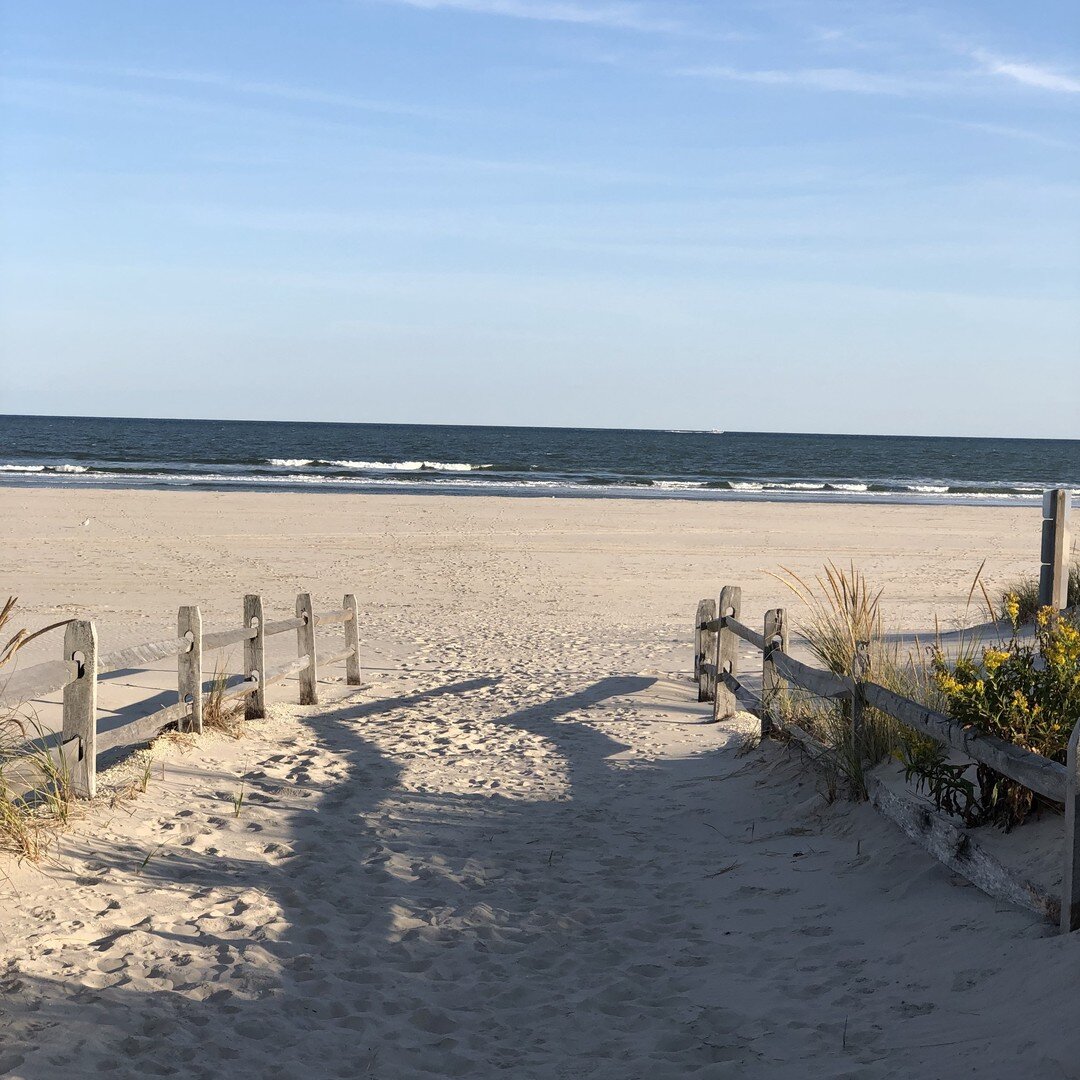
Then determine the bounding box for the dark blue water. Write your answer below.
[1,415,1077,505]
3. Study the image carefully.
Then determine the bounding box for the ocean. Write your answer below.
[1,415,1077,506]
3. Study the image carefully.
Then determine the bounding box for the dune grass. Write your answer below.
[769,563,940,801]
[0,598,76,860]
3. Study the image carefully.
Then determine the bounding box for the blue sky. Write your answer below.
[1,0,1077,436]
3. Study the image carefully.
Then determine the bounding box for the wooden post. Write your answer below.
[244,594,266,720]
[1061,719,1080,933]
[713,586,742,721]
[343,593,362,686]
[761,608,787,735]
[61,620,97,798]
[178,606,203,734]
[1039,489,1073,610]
[695,600,712,699]
[296,592,318,705]
[851,639,869,756]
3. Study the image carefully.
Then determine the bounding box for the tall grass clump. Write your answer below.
[0,598,74,859]
[201,662,246,738]
[771,563,936,800]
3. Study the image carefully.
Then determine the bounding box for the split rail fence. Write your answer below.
[693,487,1078,934]
[0,592,362,801]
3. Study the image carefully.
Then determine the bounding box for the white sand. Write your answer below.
[2,489,1077,1078]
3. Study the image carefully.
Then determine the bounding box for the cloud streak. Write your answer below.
[973,50,1080,94]
[678,65,940,97]
[373,0,684,34]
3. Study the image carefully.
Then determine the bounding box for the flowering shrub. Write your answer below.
[928,603,1080,829]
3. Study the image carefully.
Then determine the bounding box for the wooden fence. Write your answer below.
[0,592,362,800]
[694,569,1080,934]
[693,488,1077,931]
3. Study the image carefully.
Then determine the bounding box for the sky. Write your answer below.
[1,0,1078,437]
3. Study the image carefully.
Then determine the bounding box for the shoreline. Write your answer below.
[0,474,1061,508]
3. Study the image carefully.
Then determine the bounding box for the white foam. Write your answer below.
[52,464,88,473]
[730,482,764,491]
[829,483,869,492]
[267,458,315,467]
[0,464,45,472]
[908,485,948,494]
[325,460,485,472]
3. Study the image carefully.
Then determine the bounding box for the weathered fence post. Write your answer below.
[696,599,717,701]
[296,592,318,705]
[343,593,362,686]
[851,638,870,755]
[1061,720,1080,933]
[178,606,203,734]
[244,594,266,720]
[1039,489,1073,610]
[61,620,97,798]
[713,586,742,721]
[762,608,787,735]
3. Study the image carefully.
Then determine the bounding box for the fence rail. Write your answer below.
[694,564,1080,933]
[2,592,362,801]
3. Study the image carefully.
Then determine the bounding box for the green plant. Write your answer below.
[998,561,1080,624]
[929,604,1080,830]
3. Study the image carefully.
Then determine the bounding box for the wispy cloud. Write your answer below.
[678,65,939,97]
[373,0,685,34]
[972,50,1080,94]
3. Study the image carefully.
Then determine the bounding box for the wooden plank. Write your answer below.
[178,606,202,735]
[1039,489,1072,610]
[314,608,350,627]
[865,773,1055,923]
[95,700,191,754]
[98,637,186,676]
[263,654,310,688]
[296,593,318,705]
[263,616,305,637]
[761,608,788,736]
[319,647,356,669]
[862,681,1067,803]
[344,593,361,685]
[1061,719,1080,932]
[723,617,766,652]
[220,676,257,703]
[771,650,854,700]
[696,599,717,702]
[713,586,742,721]
[244,595,266,720]
[0,659,77,709]
[719,669,763,719]
[203,625,257,651]
[61,621,97,798]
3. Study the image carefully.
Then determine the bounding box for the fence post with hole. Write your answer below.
[344,593,361,686]
[61,620,97,798]
[1039,489,1073,611]
[178,606,203,734]
[296,592,318,705]
[244,594,266,719]
[713,586,742,721]
[762,608,787,735]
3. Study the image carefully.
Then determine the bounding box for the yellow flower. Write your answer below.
[984,649,1009,673]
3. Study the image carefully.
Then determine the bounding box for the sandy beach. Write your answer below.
[2,488,1078,1079]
